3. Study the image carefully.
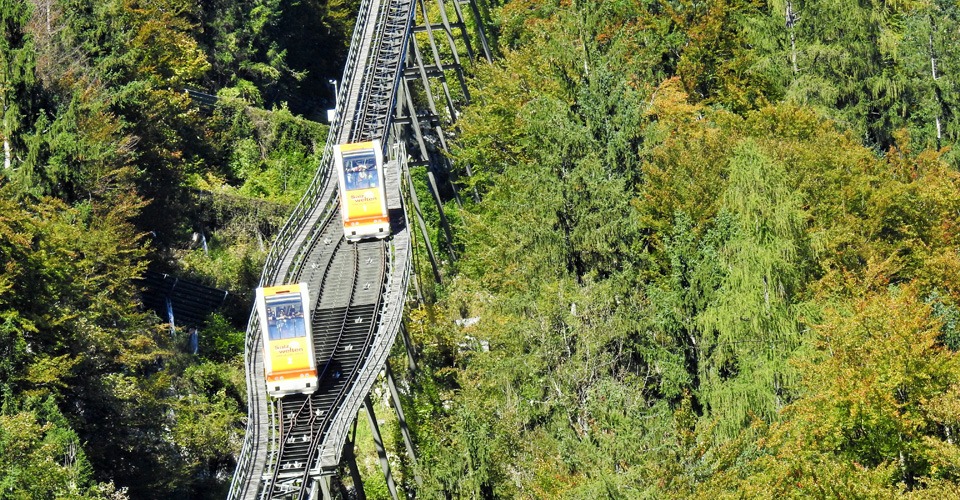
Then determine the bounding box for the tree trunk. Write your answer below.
[3,112,10,169]
[787,2,798,74]
[929,15,942,149]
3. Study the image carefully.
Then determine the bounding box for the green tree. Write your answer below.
[170,361,244,497]
[0,0,35,172]
[0,397,113,499]
[695,140,810,440]
[700,280,960,496]
[899,0,960,160]
[746,0,948,150]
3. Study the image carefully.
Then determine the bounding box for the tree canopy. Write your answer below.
[400,1,960,498]
[4,0,960,497]
[0,0,352,496]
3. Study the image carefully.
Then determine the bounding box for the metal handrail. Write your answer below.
[226,0,381,495]
[229,0,421,496]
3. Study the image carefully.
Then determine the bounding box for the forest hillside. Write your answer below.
[4,0,960,499]
[0,0,358,497]
[402,0,960,498]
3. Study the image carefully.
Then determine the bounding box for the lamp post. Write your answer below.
[327,79,339,123]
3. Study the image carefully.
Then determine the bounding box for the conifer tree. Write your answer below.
[901,0,960,160]
[697,140,809,440]
[0,0,35,172]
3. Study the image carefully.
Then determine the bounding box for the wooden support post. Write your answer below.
[418,0,458,121]
[426,166,457,262]
[445,0,475,61]
[408,39,466,212]
[364,395,400,500]
[464,0,493,62]
[343,419,367,500]
[403,154,443,284]
[408,25,464,213]
[432,0,472,106]
[400,80,456,264]
[318,475,332,500]
[408,35,444,126]
[399,323,418,372]
[401,77,457,264]
[409,33,451,155]
[409,257,426,303]
[401,79,431,161]
[385,363,423,488]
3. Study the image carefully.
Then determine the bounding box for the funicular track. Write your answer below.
[262,240,387,499]
[227,0,416,497]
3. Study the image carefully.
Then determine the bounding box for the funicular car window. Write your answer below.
[265,296,307,340]
[343,151,379,190]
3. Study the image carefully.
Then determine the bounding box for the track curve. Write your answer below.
[227,0,417,496]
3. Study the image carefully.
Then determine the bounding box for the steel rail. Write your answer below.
[230,0,419,496]
[295,242,387,499]
[227,0,389,494]
[258,222,350,499]
[261,244,363,499]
